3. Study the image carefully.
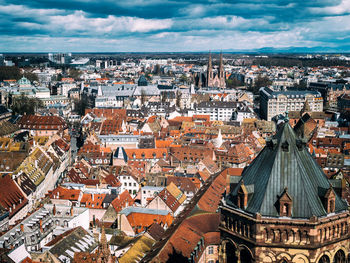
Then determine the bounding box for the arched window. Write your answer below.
[333,250,345,263]
[319,255,330,263]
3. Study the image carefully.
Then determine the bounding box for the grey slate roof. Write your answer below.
[226,122,348,218]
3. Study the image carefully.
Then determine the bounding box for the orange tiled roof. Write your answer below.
[125,148,168,160]
[155,140,173,148]
[80,193,106,209]
[126,212,173,234]
[50,186,81,201]
[111,190,134,213]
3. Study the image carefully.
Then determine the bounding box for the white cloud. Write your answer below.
[309,0,350,15]
[47,11,173,34]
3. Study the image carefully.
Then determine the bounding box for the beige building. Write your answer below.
[260,87,323,121]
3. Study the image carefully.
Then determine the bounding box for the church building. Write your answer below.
[219,119,350,263]
[207,52,226,89]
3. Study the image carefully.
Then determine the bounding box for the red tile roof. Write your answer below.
[111,190,134,213]
[50,186,81,201]
[0,174,28,217]
[80,193,106,209]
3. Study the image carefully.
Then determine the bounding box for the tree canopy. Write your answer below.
[10,94,43,115]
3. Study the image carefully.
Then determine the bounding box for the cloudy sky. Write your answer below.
[1,0,350,52]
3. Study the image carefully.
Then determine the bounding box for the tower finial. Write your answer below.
[284,111,289,122]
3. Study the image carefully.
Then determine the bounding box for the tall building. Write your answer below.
[260,87,323,121]
[207,52,226,89]
[219,120,350,262]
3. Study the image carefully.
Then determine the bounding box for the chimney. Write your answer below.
[52,204,56,215]
[70,205,74,216]
[20,224,24,232]
[39,219,43,233]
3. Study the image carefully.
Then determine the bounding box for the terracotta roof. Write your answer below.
[146,223,165,241]
[155,140,173,148]
[80,194,106,209]
[141,170,227,263]
[157,188,181,212]
[0,174,28,217]
[50,186,81,201]
[167,176,197,193]
[111,190,134,213]
[18,115,67,130]
[125,148,168,160]
[85,108,126,121]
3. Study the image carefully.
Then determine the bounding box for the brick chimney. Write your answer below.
[70,205,74,216]
[52,204,56,215]
[39,219,43,233]
[20,224,24,232]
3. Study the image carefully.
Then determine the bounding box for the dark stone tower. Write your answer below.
[219,121,350,263]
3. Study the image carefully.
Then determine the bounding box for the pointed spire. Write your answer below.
[207,51,213,87]
[99,223,111,262]
[301,99,311,115]
[219,51,226,89]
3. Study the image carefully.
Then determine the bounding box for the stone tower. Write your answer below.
[219,121,350,263]
[207,52,214,87]
[219,52,226,89]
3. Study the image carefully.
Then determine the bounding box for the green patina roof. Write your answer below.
[18,77,31,85]
[226,122,348,218]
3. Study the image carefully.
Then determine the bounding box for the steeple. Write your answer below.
[301,99,311,115]
[219,51,226,89]
[207,51,213,87]
[219,51,224,79]
[98,224,111,262]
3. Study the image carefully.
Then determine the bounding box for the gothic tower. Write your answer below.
[219,52,226,89]
[207,52,214,87]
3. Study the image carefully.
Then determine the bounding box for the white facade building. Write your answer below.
[260,87,323,121]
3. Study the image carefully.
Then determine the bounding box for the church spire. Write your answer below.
[219,51,226,89]
[207,51,213,87]
[98,223,111,262]
[219,51,224,77]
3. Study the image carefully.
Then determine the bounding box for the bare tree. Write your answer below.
[176,90,182,108]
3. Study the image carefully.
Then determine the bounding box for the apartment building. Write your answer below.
[260,87,323,121]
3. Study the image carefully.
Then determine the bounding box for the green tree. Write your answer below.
[179,74,188,84]
[293,80,307,90]
[23,72,38,82]
[176,90,182,108]
[226,78,243,88]
[250,75,272,94]
[68,68,82,80]
[10,94,43,115]
[0,66,21,81]
[56,73,63,81]
[154,64,162,75]
[74,98,87,116]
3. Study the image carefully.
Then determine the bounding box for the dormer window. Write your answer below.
[324,187,336,214]
[281,141,289,152]
[278,187,292,217]
[237,181,248,209]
